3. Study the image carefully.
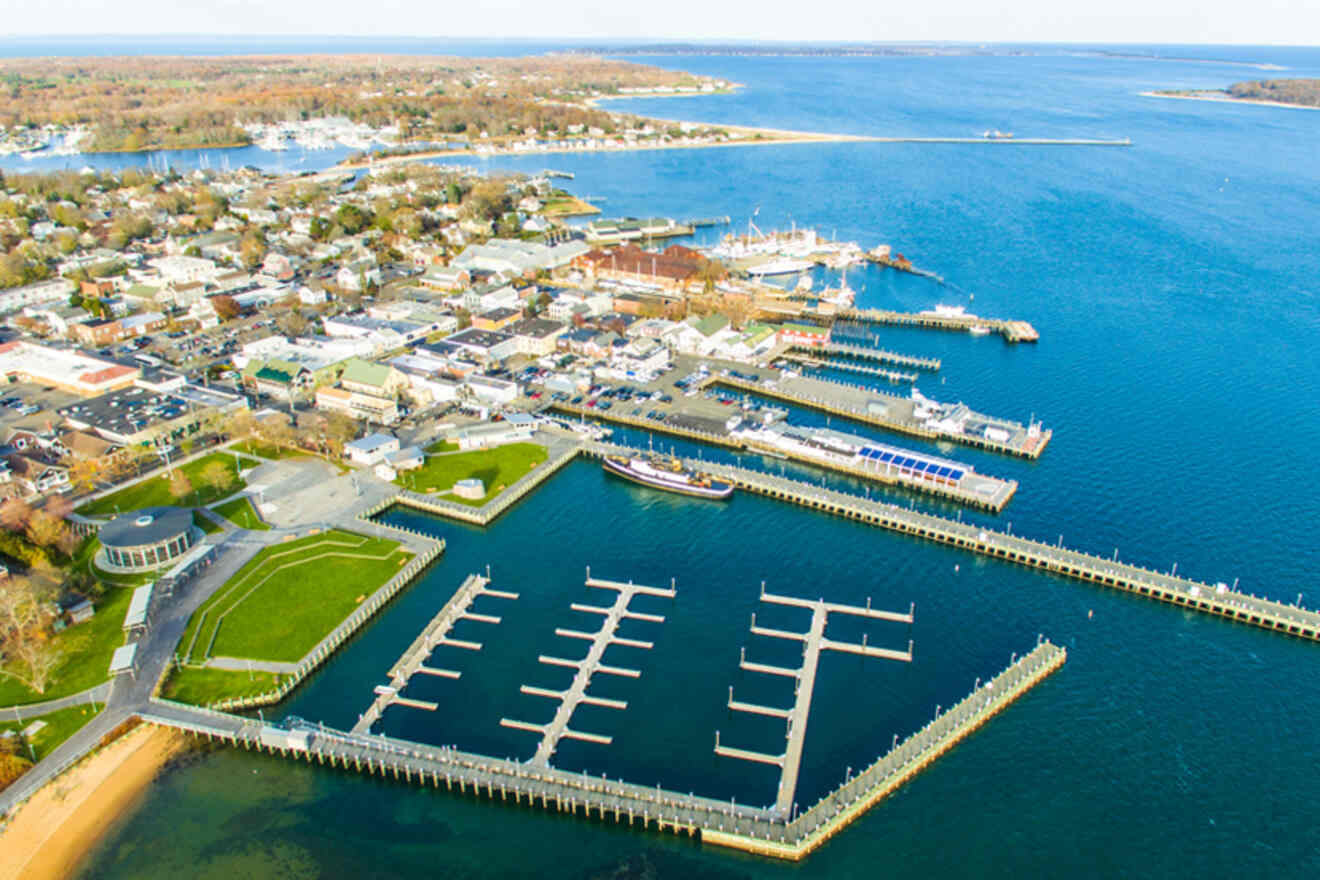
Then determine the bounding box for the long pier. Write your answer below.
[718,588,914,815]
[796,341,940,372]
[712,373,1051,459]
[580,443,1320,643]
[354,573,517,735]
[832,309,1040,344]
[502,573,675,767]
[778,352,919,384]
[141,639,1064,861]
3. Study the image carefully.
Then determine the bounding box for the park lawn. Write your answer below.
[79,451,253,516]
[212,496,269,531]
[231,439,309,461]
[0,703,104,761]
[193,510,223,535]
[162,666,282,706]
[398,442,548,506]
[0,586,132,706]
[425,439,459,453]
[179,530,411,665]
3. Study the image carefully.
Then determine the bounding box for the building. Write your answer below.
[241,359,313,402]
[0,279,77,315]
[59,384,247,446]
[777,322,829,348]
[575,243,704,289]
[338,358,408,398]
[451,238,589,275]
[386,445,424,471]
[472,307,522,332]
[464,375,520,405]
[344,433,399,466]
[5,454,69,496]
[315,385,400,425]
[96,506,201,573]
[507,317,569,356]
[0,341,139,396]
[447,415,536,450]
[443,328,518,367]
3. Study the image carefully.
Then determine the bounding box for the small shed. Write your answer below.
[109,643,138,677]
[67,599,95,625]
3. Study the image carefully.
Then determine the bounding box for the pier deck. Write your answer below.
[831,309,1040,344]
[798,341,940,372]
[713,372,1051,459]
[354,573,517,734]
[778,352,919,384]
[585,442,1320,643]
[502,573,675,767]
[720,589,914,814]
[143,640,1065,862]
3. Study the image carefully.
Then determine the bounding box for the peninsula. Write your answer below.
[1146,78,1320,110]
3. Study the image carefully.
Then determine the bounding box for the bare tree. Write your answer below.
[24,510,67,550]
[168,469,193,505]
[0,577,62,695]
[198,460,234,497]
[0,498,33,533]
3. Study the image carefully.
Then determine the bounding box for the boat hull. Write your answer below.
[602,456,734,500]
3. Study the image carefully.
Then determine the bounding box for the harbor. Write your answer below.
[830,308,1041,343]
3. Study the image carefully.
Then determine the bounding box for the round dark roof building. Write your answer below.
[98,505,201,573]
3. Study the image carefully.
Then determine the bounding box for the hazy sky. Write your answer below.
[1,0,1317,46]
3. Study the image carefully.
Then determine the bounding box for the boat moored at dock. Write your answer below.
[603,453,734,499]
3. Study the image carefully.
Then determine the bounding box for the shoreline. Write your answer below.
[581,87,742,108]
[0,723,187,880]
[1141,90,1320,111]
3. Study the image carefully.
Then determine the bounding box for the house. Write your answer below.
[776,321,829,348]
[338,358,407,398]
[70,319,126,347]
[464,375,520,405]
[344,433,399,466]
[315,385,400,425]
[448,414,536,450]
[418,266,470,291]
[58,429,118,461]
[507,317,569,357]
[336,260,382,292]
[6,454,70,496]
[472,307,522,332]
[241,359,313,402]
[443,328,518,367]
[385,445,424,472]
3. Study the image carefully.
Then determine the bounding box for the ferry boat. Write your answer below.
[746,258,816,277]
[602,454,734,499]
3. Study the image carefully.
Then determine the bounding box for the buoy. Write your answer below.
[1087,609,1093,619]
[954,564,960,572]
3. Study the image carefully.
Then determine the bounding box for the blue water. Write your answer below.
[76,45,1320,878]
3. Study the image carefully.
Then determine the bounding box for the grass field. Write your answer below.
[193,510,222,535]
[178,530,412,665]
[79,451,255,516]
[397,442,548,506]
[231,440,309,461]
[212,496,269,531]
[0,703,103,761]
[161,666,282,706]
[0,586,131,706]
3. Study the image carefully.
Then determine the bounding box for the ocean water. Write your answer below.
[73,45,1320,878]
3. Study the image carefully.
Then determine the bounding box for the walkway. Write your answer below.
[0,683,111,722]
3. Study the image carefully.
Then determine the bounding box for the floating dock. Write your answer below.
[354,573,517,734]
[778,352,919,384]
[501,572,675,767]
[143,640,1065,862]
[797,341,940,372]
[718,588,914,815]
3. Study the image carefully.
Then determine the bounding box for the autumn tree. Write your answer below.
[168,469,193,505]
[0,498,33,533]
[198,460,234,498]
[211,295,240,321]
[0,576,62,696]
[277,309,308,338]
[24,510,68,551]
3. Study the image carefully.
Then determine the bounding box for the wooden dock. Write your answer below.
[712,373,1051,460]
[143,639,1064,862]
[798,341,940,372]
[354,573,517,735]
[831,309,1039,344]
[778,352,919,384]
[718,589,914,815]
[502,573,675,767]
[582,443,1320,643]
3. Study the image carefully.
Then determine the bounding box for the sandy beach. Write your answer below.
[1141,90,1320,111]
[0,724,187,880]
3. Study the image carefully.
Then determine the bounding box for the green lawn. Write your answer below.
[161,666,282,707]
[0,586,131,706]
[79,451,254,516]
[397,442,548,506]
[0,703,103,761]
[426,439,460,453]
[230,440,309,461]
[178,530,412,665]
[211,496,269,531]
[193,510,223,535]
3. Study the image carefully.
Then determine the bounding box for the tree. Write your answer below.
[277,309,308,338]
[24,510,67,550]
[211,295,240,321]
[198,460,234,498]
[0,498,33,533]
[168,469,193,504]
[0,576,62,696]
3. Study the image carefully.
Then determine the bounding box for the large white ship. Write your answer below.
[602,454,734,499]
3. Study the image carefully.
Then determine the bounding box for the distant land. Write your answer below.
[1147,78,1320,109]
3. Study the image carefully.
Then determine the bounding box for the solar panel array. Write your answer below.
[859,446,966,482]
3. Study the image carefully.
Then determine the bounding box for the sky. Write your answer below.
[0,0,1317,46]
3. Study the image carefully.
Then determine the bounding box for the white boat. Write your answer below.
[747,258,816,277]
[795,275,814,292]
[969,325,992,336]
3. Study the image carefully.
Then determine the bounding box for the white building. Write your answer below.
[344,433,399,465]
